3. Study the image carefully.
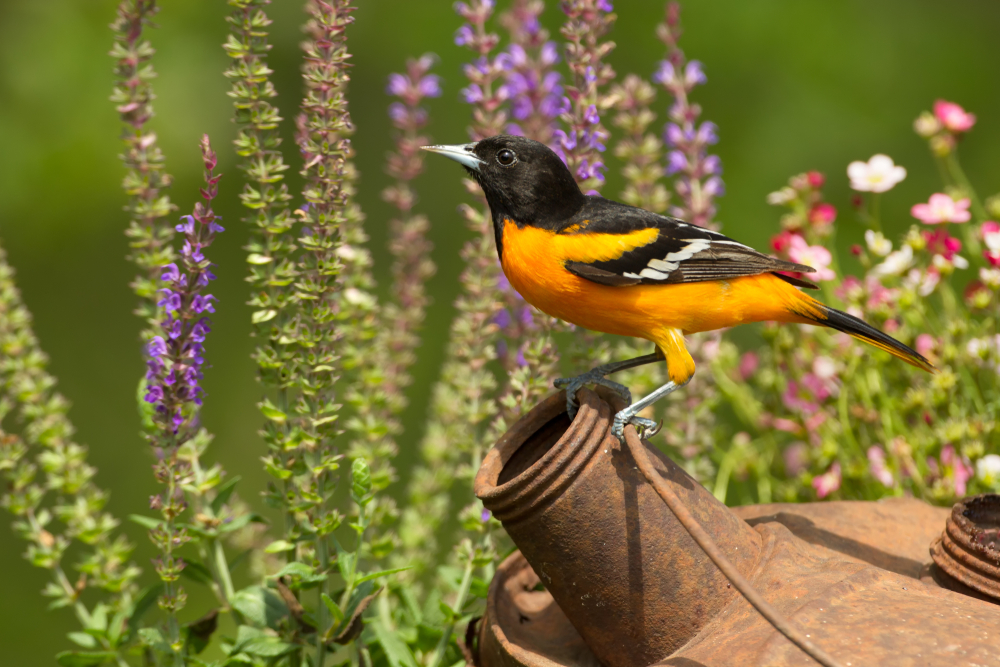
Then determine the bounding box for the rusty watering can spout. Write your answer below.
[474,388,762,667]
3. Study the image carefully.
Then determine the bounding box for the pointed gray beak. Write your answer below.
[421,142,483,172]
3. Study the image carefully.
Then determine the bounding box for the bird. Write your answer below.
[423,135,934,442]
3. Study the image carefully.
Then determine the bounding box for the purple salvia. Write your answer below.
[143,136,223,436]
[557,0,616,193]
[654,2,722,228]
[500,0,564,145]
[455,0,509,138]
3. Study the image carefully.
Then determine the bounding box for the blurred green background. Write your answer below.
[1,0,998,663]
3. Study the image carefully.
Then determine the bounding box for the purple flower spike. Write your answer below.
[684,61,707,87]
[143,135,224,436]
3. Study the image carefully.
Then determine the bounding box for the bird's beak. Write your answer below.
[421,142,483,172]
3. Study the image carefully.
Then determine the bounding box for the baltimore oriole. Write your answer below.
[425,135,934,441]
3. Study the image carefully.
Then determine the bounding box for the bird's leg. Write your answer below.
[612,376,692,443]
[554,351,663,420]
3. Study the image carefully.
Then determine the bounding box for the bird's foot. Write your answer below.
[554,372,632,420]
[612,411,661,444]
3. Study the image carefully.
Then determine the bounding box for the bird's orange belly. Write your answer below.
[499,221,803,344]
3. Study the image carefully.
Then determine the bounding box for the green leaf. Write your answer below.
[246,253,273,264]
[217,512,265,534]
[268,561,327,589]
[262,456,293,480]
[128,585,162,628]
[258,400,287,423]
[321,593,344,626]
[211,475,242,514]
[371,618,419,667]
[55,652,118,667]
[138,627,171,654]
[251,308,277,324]
[231,586,289,630]
[180,559,214,585]
[336,550,356,586]
[241,637,296,658]
[87,604,109,632]
[128,514,162,530]
[353,566,412,587]
[263,539,295,554]
[350,457,372,505]
[469,576,490,600]
[67,633,98,649]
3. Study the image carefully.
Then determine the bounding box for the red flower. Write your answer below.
[771,230,800,255]
[806,171,825,189]
[922,229,962,260]
[808,203,837,226]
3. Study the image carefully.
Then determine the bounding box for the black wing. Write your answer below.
[561,198,817,289]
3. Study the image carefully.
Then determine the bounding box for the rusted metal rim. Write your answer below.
[930,493,1000,601]
[474,389,608,526]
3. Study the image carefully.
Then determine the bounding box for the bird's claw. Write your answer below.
[554,373,632,420]
[611,412,661,444]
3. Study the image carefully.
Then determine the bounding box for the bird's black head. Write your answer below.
[423,135,587,230]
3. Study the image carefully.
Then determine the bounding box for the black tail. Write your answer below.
[811,304,935,373]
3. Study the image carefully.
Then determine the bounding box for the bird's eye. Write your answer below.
[496,148,517,166]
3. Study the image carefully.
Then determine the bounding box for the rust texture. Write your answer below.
[475,388,762,667]
[477,389,1000,667]
[931,493,1000,601]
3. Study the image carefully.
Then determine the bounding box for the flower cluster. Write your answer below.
[144,137,223,436]
[500,0,564,143]
[111,0,177,331]
[653,2,721,227]
[456,0,509,138]
[556,0,616,191]
[914,99,977,157]
[768,172,837,281]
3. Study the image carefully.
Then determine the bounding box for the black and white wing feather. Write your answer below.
[562,198,817,289]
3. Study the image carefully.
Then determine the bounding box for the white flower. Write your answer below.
[766,187,796,205]
[967,337,990,359]
[904,267,939,296]
[980,267,1000,289]
[864,230,892,257]
[870,244,913,277]
[932,253,968,271]
[847,154,907,193]
[977,454,1000,486]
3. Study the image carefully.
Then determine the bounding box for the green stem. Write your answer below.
[428,558,475,667]
[946,152,988,222]
[869,193,881,232]
[316,535,330,667]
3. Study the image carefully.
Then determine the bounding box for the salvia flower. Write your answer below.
[143,136,222,435]
[558,0,616,192]
[499,1,563,144]
[934,99,976,133]
[847,154,907,193]
[911,193,971,224]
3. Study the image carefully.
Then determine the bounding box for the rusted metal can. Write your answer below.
[476,389,1000,667]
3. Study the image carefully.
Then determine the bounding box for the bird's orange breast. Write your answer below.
[499,219,812,344]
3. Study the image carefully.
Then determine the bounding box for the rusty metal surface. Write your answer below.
[931,493,1000,601]
[732,498,948,580]
[475,388,762,667]
[477,390,1000,667]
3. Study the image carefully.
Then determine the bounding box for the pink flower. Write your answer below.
[783,443,808,476]
[738,351,759,381]
[782,380,819,415]
[911,193,971,224]
[787,235,835,281]
[835,275,863,301]
[915,333,937,359]
[939,445,974,496]
[806,171,825,189]
[933,100,976,133]
[985,250,1000,268]
[980,221,1000,251]
[812,462,841,499]
[867,446,894,487]
[808,203,837,226]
